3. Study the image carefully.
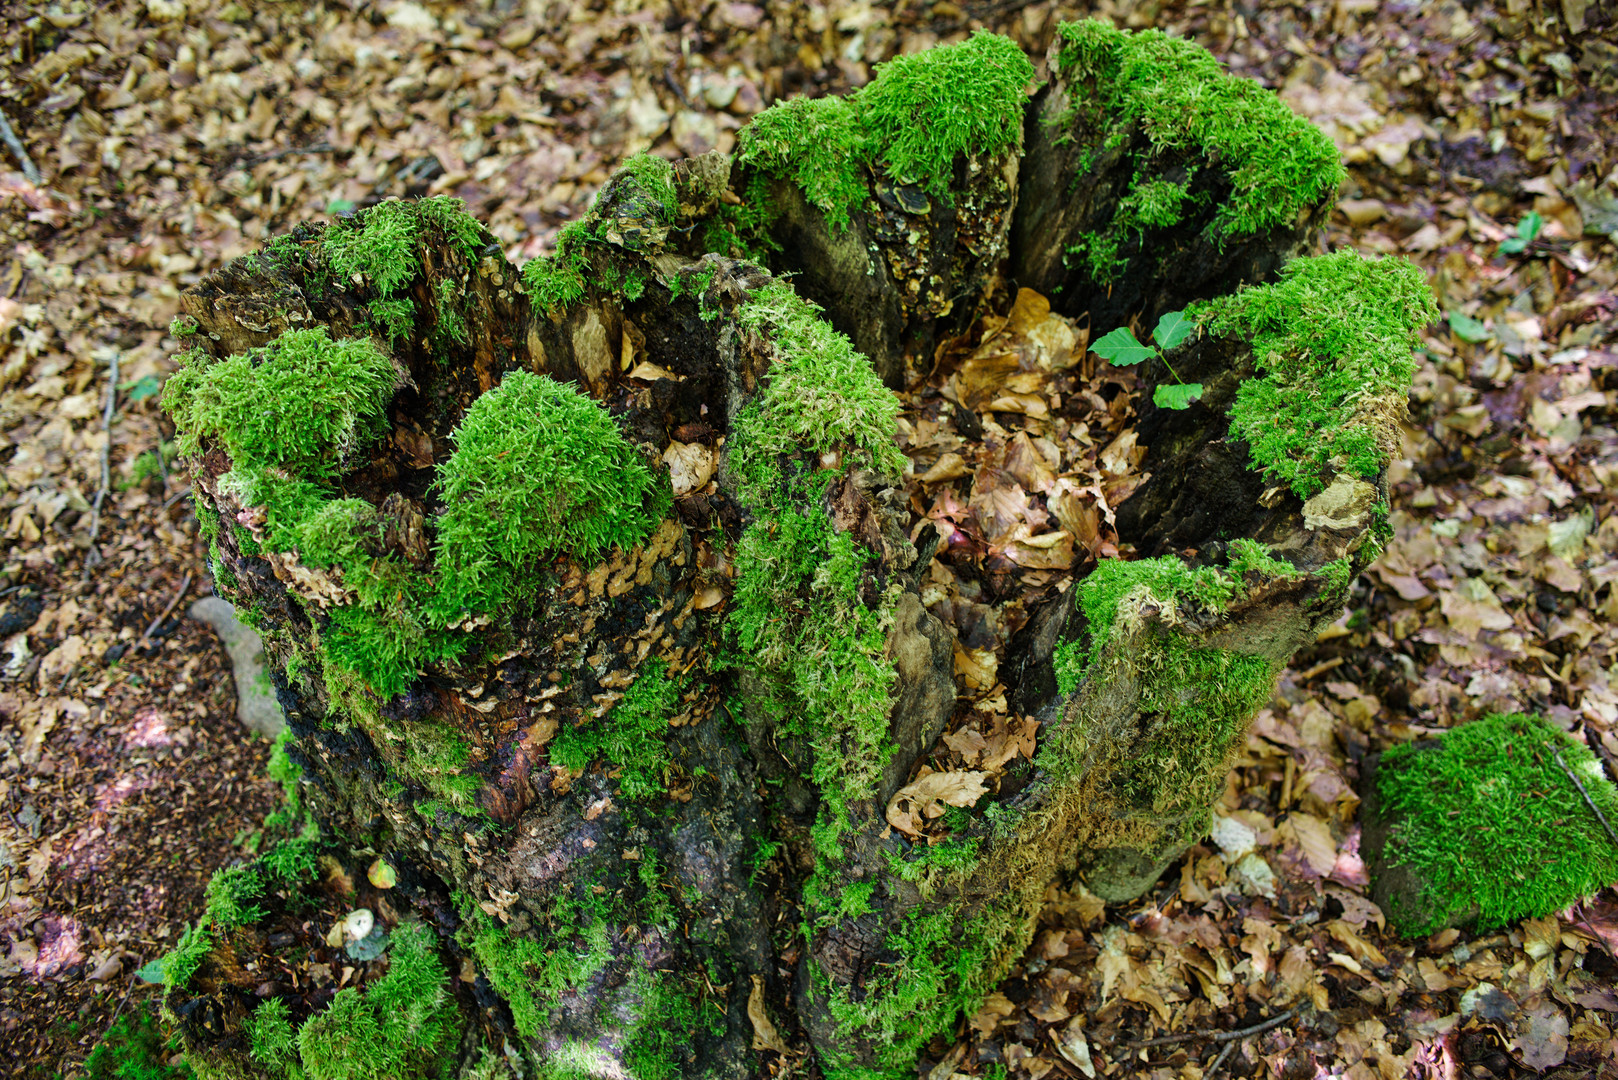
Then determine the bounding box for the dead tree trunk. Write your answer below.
[159,26,1433,1080]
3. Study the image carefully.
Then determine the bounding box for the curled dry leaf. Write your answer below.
[663,440,716,497]
[1051,1016,1097,1078]
[885,770,990,836]
[969,990,1015,1035]
[748,974,788,1052]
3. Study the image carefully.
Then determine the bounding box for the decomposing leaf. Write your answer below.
[886,771,990,836]
[748,975,788,1053]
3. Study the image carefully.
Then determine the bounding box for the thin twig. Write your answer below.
[1204,1038,1240,1079]
[1552,743,1618,849]
[138,572,192,646]
[0,108,41,186]
[81,352,119,581]
[1126,1006,1299,1050]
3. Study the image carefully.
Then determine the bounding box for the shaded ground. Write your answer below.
[0,0,1613,1076]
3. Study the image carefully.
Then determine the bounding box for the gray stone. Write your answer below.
[188,596,285,738]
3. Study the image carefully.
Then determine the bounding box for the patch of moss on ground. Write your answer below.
[1192,250,1437,499]
[430,369,664,621]
[85,1008,194,1080]
[734,31,1033,234]
[1053,19,1345,283]
[1376,712,1618,936]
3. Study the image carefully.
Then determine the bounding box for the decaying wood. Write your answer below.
[165,38,1401,1080]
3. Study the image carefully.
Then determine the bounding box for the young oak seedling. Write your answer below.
[1090,309,1203,410]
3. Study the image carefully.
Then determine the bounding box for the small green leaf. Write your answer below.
[1091,326,1156,365]
[1151,309,1193,350]
[1153,382,1204,410]
[135,957,166,984]
[121,374,164,403]
[1517,211,1543,242]
[1446,311,1492,343]
[1497,236,1528,255]
[326,198,357,215]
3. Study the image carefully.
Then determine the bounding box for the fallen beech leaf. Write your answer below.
[367,858,397,889]
[663,440,715,496]
[968,990,1015,1035]
[748,975,788,1052]
[921,452,969,484]
[1051,1017,1097,1078]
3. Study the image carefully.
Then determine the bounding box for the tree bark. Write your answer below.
[160,26,1411,1080]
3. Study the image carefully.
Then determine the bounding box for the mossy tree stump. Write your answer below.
[159,25,1434,1080]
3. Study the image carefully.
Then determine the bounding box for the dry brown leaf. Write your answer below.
[748,975,788,1053]
[920,452,970,484]
[968,990,1015,1035]
[663,440,716,497]
[885,771,990,835]
[1051,1016,1097,1078]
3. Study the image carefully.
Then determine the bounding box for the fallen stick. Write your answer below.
[81,352,119,581]
[0,108,41,186]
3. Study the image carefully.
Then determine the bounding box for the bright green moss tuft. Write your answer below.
[163,328,396,475]
[1054,555,1237,695]
[1193,251,1437,499]
[369,297,415,343]
[430,370,662,621]
[728,282,906,501]
[85,1010,194,1080]
[617,152,678,217]
[736,32,1033,233]
[1054,19,1345,278]
[551,659,679,801]
[1376,712,1618,936]
[244,998,300,1078]
[204,864,266,929]
[1225,538,1299,583]
[323,196,484,297]
[458,892,614,1039]
[290,923,460,1080]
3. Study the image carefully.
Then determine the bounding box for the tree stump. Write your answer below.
[157,26,1433,1080]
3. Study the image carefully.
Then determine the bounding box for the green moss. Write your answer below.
[727,282,906,501]
[430,370,663,621]
[1376,712,1618,936]
[163,327,396,475]
[621,967,725,1080]
[85,1009,194,1080]
[521,154,673,314]
[433,279,467,346]
[1113,641,1277,814]
[159,920,212,991]
[169,314,200,338]
[323,196,484,297]
[397,719,484,813]
[551,659,679,801]
[821,904,1012,1075]
[1225,538,1299,583]
[369,297,415,344]
[1054,554,1237,695]
[458,892,614,1039]
[1053,19,1345,284]
[1193,250,1437,499]
[736,32,1033,233]
[244,998,301,1079]
[204,864,266,929]
[292,923,460,1080]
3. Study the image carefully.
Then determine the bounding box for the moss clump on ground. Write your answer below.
[551,659,680,801]
[734,31,1033,234]
[1053,19,1345,283]
[84,1009,194,1080]
[162,327,396,475]
[324,196,484,295]
[1376,712,1618,936]
[1193,250,1437,499]
[244,922,460,1080]
[430,370,663,621]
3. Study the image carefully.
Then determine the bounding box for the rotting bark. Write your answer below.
[158,25,1430,1080]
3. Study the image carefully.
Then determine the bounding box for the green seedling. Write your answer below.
[1445,310,1492,343]
[1089,308,1202,409]
[1496,211,1543,255]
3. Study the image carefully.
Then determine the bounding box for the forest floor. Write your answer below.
[0,0,1614,1077]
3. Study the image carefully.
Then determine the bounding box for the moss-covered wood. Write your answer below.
[158,26,1432,1080]
[1011,20,1346,335]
